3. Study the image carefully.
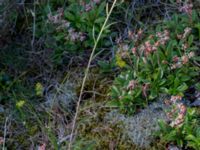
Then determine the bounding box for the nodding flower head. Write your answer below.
[188,51,195,58]
[127,80,138,90]
[85,4,92,12]
[173,56,179,63]
[170,95,182,103]
[181,55,189,64]
[132,47,137,55]
[183,27,192,39]
[142,83,149,98]
[137,29,143,36]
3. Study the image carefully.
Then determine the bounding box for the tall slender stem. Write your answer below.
[68,0,118,149]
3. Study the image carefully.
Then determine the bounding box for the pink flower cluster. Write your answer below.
[142,83,149,98]
[156,30,170,45]
[170,52,194,69]
[143,41,158,55]
[183,27,192,39]
[128,29,143,42]
[165,95,187,128]
[65,28,86,42]
[132,30,170,56]
[127,80,149,98]
[177,27,192,40]
[48,8,70,28]
[127,80,138,90]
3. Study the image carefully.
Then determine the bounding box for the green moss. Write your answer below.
[74,100,137,149]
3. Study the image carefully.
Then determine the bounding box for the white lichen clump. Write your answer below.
[105,96,169,148]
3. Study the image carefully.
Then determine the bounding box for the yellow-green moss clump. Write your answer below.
[75,101,138,150]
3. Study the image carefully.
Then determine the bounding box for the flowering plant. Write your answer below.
[157,108,200,149]
[36,1,110,65]
[109,11,200,114]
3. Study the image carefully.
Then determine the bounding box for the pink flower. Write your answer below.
[132,47,137,55]
[171,62,183,69]
[181,55,189,64]
[164,30,170,36]
[142,83,149,98]
[154,41,160,47]
[183,27,192,39]
[156,32,162,37]
[182,43,188,50]
[145,41,151,47]
[179,104,187,115]
[144,41,157,55]
[149,34,154,39]
[152,46,157,51]
[170,95,182,103]
[188,51,195,58]
[127,80,138,90]
[38,143,46,150]
[0,137,3,145]
[137,29,143,36]
[128,30,134,39]
[85,4,92,12]
[177,34,182,39]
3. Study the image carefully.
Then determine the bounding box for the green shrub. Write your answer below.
[35,1,111,65]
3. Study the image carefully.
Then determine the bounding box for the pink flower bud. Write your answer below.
[154,41,160,47]
[188,51,195,58]
[132,47,137,55]
[173,56,179,63]
[127,80,138,90]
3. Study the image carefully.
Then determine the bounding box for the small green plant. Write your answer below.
[109,11,200,114]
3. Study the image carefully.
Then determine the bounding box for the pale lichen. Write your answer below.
[105,95,170,148]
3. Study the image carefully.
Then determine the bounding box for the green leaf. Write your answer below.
[177,83,188,92]
[186,134,196,141]
[149,90,157,100]
[174,77,180,88]
[180,75,191,82]
[64,11,75,21]
[188,35,194,46]
[111,86,120,97]
[159,80,166,86]
[195,83,200,91]
[192,56,200,61]
[106,100,120,107]
[94,17,105,24]
[160,87,169,94]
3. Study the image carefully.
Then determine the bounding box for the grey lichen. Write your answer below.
[105,96,170,148]
[45,81,77,111]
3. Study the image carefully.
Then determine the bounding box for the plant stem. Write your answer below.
[68,0,118,149]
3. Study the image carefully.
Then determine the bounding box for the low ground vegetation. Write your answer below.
[0,0,200,149]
